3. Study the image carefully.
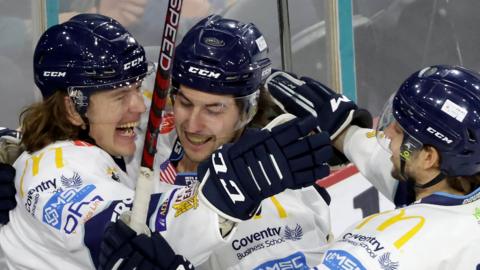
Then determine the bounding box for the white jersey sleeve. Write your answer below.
[342,126,398,201]
[0,140,228,269]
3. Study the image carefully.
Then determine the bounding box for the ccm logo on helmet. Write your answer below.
[427,127,453,144]
[124,56,144,70]
[43,71,66,77]
[188,66,221,78]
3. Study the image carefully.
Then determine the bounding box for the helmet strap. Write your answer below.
[399,147,446,190]
[414,172,446,189]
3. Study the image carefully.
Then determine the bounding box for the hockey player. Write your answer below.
[266,65,480,269]
[0,14,332,269]
[137,15,362,270]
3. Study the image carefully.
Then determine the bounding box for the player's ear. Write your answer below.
[421,145,441,170]
[64,96,85,128]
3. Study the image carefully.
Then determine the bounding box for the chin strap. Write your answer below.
[400,155,446,189]
[414,172,446,189]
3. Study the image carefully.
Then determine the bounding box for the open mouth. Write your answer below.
[116,121,139,137]
[185,132,213,145]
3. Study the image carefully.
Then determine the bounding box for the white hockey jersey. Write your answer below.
[0,140,229,270]
[147,124,332,270]
[316,126,480,270]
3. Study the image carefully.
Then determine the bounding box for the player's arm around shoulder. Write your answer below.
[337,126,398,201]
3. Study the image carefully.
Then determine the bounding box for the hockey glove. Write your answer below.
[98,219,194,270]
[198,115,332,222]
[0,127,23,165]
[0,163,16,224]
[266,71,372,140]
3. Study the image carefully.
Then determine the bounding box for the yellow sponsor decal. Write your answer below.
[356,208,425,249]
[173,195,199,217]
[20,147,65,197]
[253,195,288,219]
[31,147,65,176]
[172,184,200,217]
[19,159,29,198]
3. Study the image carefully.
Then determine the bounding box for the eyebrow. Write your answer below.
[110,89,130,98]
[177,91,227,108]
[110,84,142,97]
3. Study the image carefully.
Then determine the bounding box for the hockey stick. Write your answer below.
[129,0,183,234]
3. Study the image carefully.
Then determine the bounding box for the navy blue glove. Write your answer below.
[198,116,332,222]
[98,220,194,270]
[266,71,372,139]
[0,163,16,224]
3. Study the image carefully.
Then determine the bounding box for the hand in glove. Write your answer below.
[0,163,16,225]
[198,115,332,222]
[98,219,194,270]
[266,71,372,139]
[0,127,22,224]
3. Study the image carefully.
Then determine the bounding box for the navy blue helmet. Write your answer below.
[172,15,271,97]
[392,65,480,176]
[33,13,150,110]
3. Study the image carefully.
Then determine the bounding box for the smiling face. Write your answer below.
[85,83,146,157]
[173,85,241,167]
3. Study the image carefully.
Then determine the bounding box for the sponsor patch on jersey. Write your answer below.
[159,112,175,134]
[322,250,366,270]
[233,224,304,261]
[60,172,83,188]
[43,184,101,233]
[283,224,303,241]
[27,178,60,194]
[377,252,399,270]
[175,173,197,186]
[172,183,199,217]
[106,167,120,181]
[253,252,308,270]
[25,190,40,217]
[339,232,385,259]
[159,160,177,185]
[155,189,177,231]
[25,177,61,216]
